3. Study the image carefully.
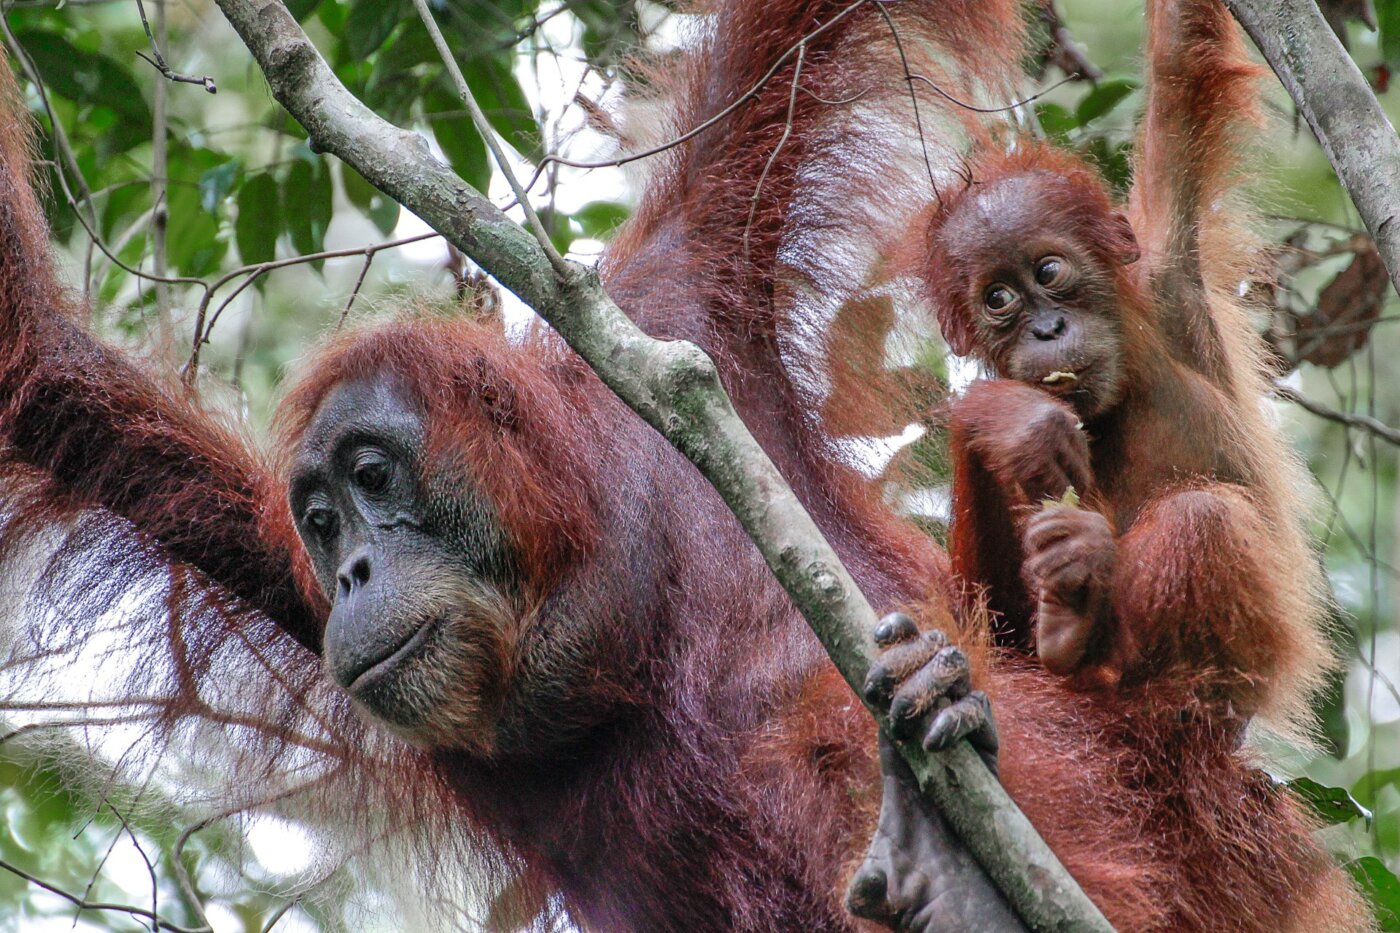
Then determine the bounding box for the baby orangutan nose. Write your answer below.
[1030,312,1066,341]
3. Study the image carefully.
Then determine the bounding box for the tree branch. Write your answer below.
[408,0,566,276]
[0,856,209,933]
[209,2,1110,928]
[1273,381,1400,446]
[1225,0,1400,298]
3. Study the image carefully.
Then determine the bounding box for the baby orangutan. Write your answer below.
[846,0,1346,928]
[907,0,1330,725]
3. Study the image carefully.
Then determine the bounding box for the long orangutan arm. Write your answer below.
[1130,0,1262,380]
[0,70,324,654]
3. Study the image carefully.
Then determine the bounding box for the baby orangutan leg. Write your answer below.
[846,614,1023,931]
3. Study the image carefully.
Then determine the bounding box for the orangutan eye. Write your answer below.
[984,284,1019,315]
[303,504,338,542]
[352,449,392,494]
[1035,256,1069,288]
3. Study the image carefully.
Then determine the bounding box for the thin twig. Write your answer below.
[1267,214,1364,236]
[183,232,438,382]
[134,0,217,93]
[259,901,296,933]
[171,781,324,931]
[1273,380,1400,446]
[338,248,378,329]
[799,85,870,106]
[104,801,161,933]
[520,0,876,194]
[743,45,804,262]
[0,856,210,933]
[150,0,172,333]
[0,717,158,745]
[906,70,1083,115]
[0,15,101,295]
[410,0,567,276]
[871,2,938,196]
[45,154,207,289]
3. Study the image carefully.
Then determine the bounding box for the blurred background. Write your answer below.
[0,0,1398,929]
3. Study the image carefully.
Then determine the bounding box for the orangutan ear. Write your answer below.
[1107,211,1141,266]
[936,303,975,358]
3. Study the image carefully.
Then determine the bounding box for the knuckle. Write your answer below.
[920,629,949,651]
[873,612,918,647]
[863,666,892,703]
[889,694,918,723]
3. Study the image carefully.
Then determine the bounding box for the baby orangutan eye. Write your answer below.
[984,284,1019,315]
[1034,256,1070,288]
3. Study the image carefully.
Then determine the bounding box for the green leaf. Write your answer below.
[462,57,540,157]
[282,157,333,270]
[1074,79,1138,126]
[165,182,227,277]
[343,167,401,237]
[1285,776,1371,825]
[1380,0,1400,68]
[573,201,630,240]
[1354,767,1400,808]
[318,0,348,34]
[535,205,575,256]
[424,86,489,190]
[1083,137,1132,197]
[344,0,409,61]
[1347,857,1400,931]
[1036,102,1076,138]
[236,172,281,266]
[199,159,242,216]
[14,28,151,150]
[285,0,321,21]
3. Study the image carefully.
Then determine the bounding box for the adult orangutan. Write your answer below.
[0,1,1367,930]
[907,0,1331,728]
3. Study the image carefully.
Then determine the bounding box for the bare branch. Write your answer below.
[1274,381,1400,446]
[0,856,211,933]
[134,0,217,93]
[521,0,874,193]
[408,0,565,275]
[1226,0,1400,298]
[150,0,172,332]
[743,45,804,261]
[184,231,439,381]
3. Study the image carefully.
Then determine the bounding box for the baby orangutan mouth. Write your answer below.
[1042,371,1079,385]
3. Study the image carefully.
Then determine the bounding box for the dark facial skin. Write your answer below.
[289,377,517,753]
[941,175,1130,420]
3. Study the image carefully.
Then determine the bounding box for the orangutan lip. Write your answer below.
[348,616,437,692]
[1041,370,1079,385]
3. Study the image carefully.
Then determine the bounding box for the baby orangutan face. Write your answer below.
[935,171,1141,419]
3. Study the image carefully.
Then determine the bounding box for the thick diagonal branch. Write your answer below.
[209,2,1110,928]
[1226,0,1400,298]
